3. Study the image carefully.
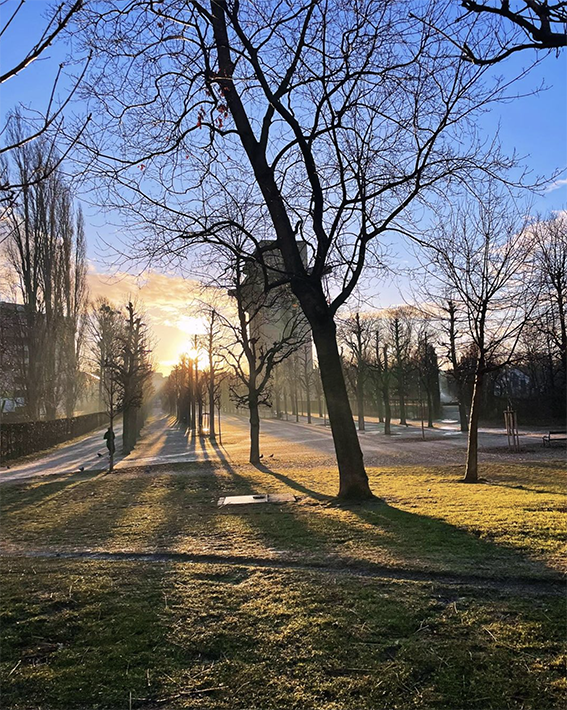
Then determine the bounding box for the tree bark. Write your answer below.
[382,344,392,436]
[122,406,131,454]
[311,318,373,499]
[357,368,365,431]
[426,388,434,428]
[108,414,115,473]
[376,387,384,423]
[249,393,260,464]
[209,370,216,439]
[458,392,469,433]
[398,384,407,426]
[464,368,484,483]
[275,385,281,419]
[383,386,392,435]
[305,377,312,424]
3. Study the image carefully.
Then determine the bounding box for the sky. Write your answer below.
[1,1,566,372]
[86,267,207,375]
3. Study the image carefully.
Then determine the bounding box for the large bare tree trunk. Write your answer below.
[249,393,260,465]
[357,372,365,432]
[383,387,392,436]
[311,319,373,500]
[458,392,469,433]
[464,369,484,483]
[209,368,216,439]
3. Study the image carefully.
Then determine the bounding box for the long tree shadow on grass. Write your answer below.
[250,464,563,582]
[253,462,332,502]
[201,442,338,557]
[478,461,566,496]
[153,419,197,457]
[0,470,95,514]
[1,473,160,550]
[138,436,221,551]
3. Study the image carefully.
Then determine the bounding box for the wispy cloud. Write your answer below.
[87,267,210,374]
[545,178,567,194]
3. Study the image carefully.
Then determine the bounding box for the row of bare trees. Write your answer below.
[162,198,566,489]
[88,299,153,467]
[2,0,565,498]
[163,244,310,464]
[339,310,442,435]
[0,130,87,421]
[71,0,567,499]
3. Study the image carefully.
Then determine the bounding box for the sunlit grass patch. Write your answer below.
[1,461,565,578]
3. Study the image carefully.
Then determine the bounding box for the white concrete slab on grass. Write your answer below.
[217,493,297,507]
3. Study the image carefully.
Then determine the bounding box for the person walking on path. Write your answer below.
[103,427,116,471]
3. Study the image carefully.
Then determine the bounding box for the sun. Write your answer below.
[168,315,208,368]
[176,315,206,336]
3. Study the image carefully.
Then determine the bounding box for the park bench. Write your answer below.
[542,430,567,446]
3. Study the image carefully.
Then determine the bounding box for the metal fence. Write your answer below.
[0,411,107,461]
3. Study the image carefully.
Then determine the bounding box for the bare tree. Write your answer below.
[421,186,535,482]
[88,299,153,458]
[2,127,88,419]
[456,0,567,64]
[312,366,325,421]
[218,252,308,464]
[61,207,88,417]
[530,214,567,374]
[444,300,471,432]
[339,312,373,432]
[414,327,441,429]
[410,289,470,430]
[390,312,414,427]
[195,301,227,439]
[369,320,394,436]
[0,2,91,213]
[297,344,314,425]
[88,299,124,471]
[119,302,153,454]
[78,0,523,498]
[0,1,83,86]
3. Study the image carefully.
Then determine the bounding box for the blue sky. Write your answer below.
[2,1,566,309]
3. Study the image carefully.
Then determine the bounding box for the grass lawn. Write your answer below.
[1,558,565,710]
[1,459,565,577]
[1,458,565,708]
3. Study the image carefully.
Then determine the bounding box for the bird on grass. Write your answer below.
[78,466,85,472]
[97,452,103,457]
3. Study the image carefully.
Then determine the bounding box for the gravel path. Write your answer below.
[2,410,563,484]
